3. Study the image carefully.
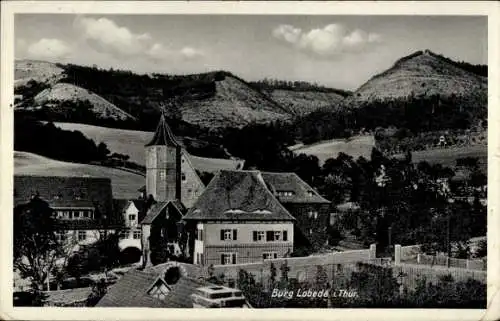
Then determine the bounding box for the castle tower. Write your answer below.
[145,112,182,202]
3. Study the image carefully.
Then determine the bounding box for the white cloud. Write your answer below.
[26,38,72,59]
[180,47,204,60]
[74,16,204,61]
[75,17,151,57]
[273,23,382,58]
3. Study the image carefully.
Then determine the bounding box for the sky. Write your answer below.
[15,15,487,91]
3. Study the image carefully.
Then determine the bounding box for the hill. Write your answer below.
[346,50,487,105]
[264,89,345,115]
[51,64,293,129]
[177,73,292,128]
[14,151,143,199]
[52,122,244,173]
[33,83,136,121]
[14,60,65,89]
[249,78,351,115]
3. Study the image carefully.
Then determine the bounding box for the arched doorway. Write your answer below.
[119,247,142,265]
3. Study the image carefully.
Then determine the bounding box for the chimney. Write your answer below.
[190,285,249,308]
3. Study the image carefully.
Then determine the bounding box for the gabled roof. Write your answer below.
[183,170,295,221]
[145,113,181,147]
[44,287,93,306]
[96,265,212,308]
[113,199,130,214]
[14,175,114,218]
[132,199,145,212]
[140,200,186,225]
[96,269,169,307]
[261,172,330,204]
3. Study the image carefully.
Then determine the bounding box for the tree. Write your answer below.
[97,142,110,160]
[149,234,170,265]
[86,278,108,307]
[14,196,62,303]
[269,263,277,286]
[279,261,290,285]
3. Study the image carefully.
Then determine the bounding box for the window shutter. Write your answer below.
[266,231,273,241]
[220,230,224,240]
[233,229,237,240]
[283,230,288,241]
[232,253,236,264]
[253,231,257,241]
[221,254,225,264]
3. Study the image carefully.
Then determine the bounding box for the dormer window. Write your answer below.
[277,191,294,197]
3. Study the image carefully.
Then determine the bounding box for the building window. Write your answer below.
[220,229,237,241]
[78,231,86,241]
[308,191,314,196]
[308,211,318,219]
[221,253,236,265]
[181,173,186,182]
[148,282,170,300]
[253,231,265,241]
[74,211,80,219]
[129,214,136,222]
[283,230,288,241]
[196,229,203,241]
[56,211,64,218]
[263,252,278,260]
[83,211,89,218]
[119,231,128,239]
[159,170,166,179]
[266,230,285,242]
[55,232,66,242]
[309,228,313,235]
[133,230,141,239]
[277,191,295,197]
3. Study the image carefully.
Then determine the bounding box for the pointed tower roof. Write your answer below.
[145,112,181,147]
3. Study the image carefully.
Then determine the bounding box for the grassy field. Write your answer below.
[394,145,487,172]
[290,135,487,172]
[14,151,143,199]
[290,135,376,165]
[53,122,243,173]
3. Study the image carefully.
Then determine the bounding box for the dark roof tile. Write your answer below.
[183,170,295,221]
[96,270,167,307]
[261,172,330,204]
[96,265,212,308]
[14,175,114,218]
